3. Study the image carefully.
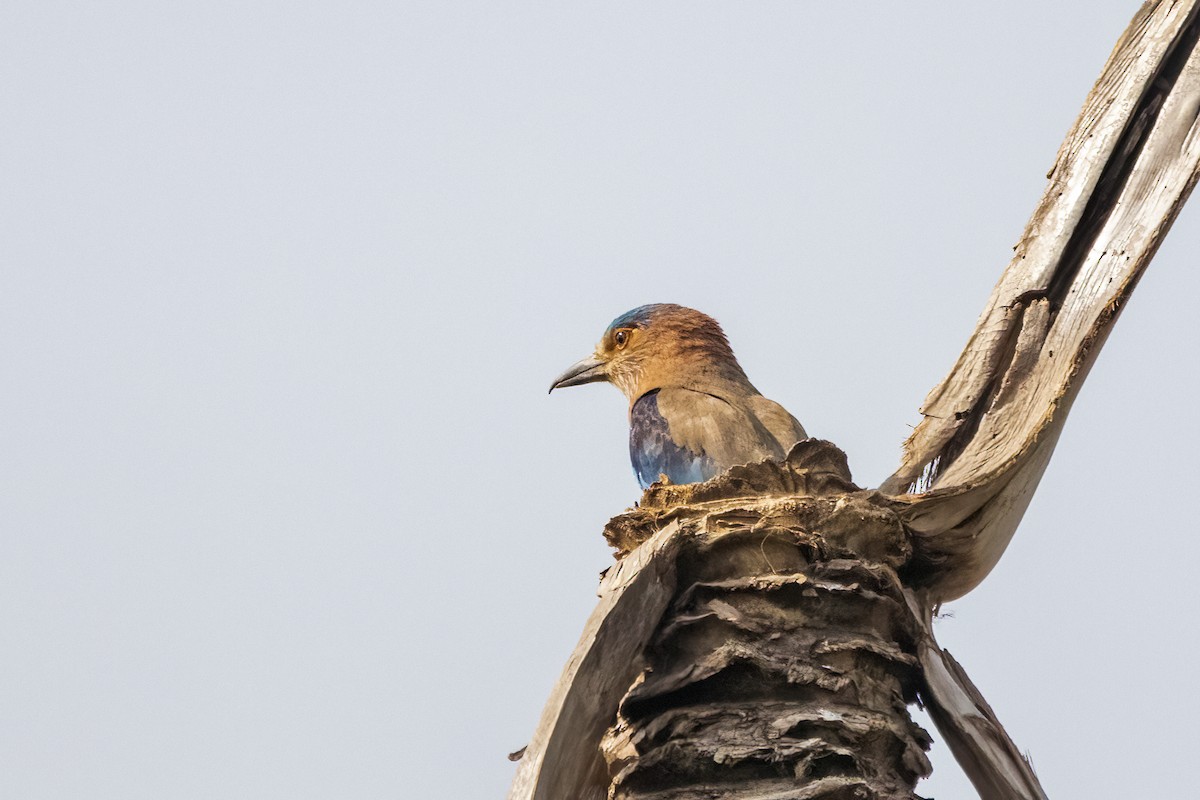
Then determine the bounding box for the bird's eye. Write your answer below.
[614,330,629,348]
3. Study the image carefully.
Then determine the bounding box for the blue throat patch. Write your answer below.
[628,390,720,489]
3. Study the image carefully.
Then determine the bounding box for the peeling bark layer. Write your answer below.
[883,0,1200,602]
[508,523,684,800]
[909,609,1048,800]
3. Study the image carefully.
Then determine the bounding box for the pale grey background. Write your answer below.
[2,2,1197,798]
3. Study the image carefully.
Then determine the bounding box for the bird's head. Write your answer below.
[549,303,747,401]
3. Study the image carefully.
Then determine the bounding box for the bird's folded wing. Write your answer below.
[654,388,785,471]
[745,395,807,451]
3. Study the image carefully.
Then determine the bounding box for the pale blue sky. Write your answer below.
[2,2,1197,798]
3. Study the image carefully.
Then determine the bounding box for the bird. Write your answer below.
[549,304,807,490]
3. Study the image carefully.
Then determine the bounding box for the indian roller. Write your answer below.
[549,304,808,490]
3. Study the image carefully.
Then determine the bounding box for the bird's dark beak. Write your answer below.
[549,355,608,393]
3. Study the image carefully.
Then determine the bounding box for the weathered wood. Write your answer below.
[884,0,1200,602]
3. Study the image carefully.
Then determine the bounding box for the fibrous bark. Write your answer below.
[601,445,931,799]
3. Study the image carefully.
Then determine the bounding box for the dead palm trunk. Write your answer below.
[601,445,930,799]
[510,2,1200,798]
